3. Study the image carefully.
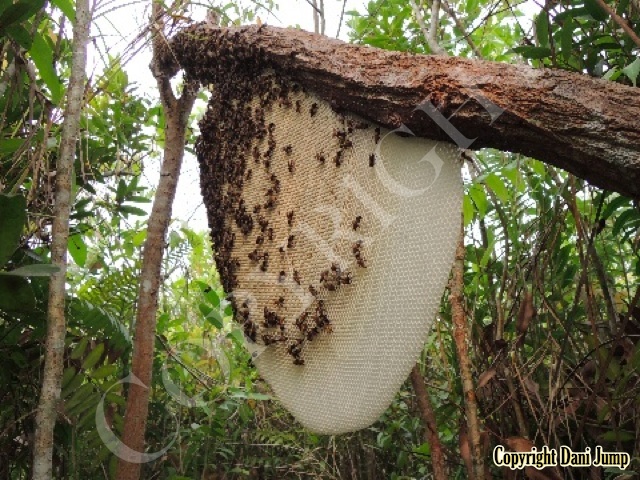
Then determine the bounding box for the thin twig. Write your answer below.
[593,0,640,49]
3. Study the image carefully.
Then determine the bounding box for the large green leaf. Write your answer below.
[0,275,36,312]
[0,264,60,276]
[0,0,44,31]
[68,234,88,267]
[622,57,640,87]
[0,194,26,268]
[28,31,63,104]
[50,0,75,22]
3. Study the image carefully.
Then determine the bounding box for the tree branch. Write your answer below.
[162,24,640,199]
[32,1,92,478]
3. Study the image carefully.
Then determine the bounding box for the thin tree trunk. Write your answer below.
[450,228,485,480]
[115,4,197,479]
[410,365,448,480]
[162,24,640,199]
[32,1,92,478]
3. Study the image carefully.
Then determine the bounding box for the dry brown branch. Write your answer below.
[410,365,448,479]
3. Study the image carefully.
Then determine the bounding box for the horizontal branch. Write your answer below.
[162,24,640,199]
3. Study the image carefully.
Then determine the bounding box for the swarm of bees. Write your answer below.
[188,30,377,365]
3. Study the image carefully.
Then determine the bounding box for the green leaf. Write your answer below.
[512,46,552,59]
[204,289,220,308]
[0,194,26,268]
[115,179,127,203]
[227,329,245,348]
[70,338,89,360]
[118,205,148,216]
[29,31,63,104]
[0,138,25,154]
[61,367,77,388]
[90,364,118,379]
[0,0,44,30]
[535,12,549,48]
[0,264,60,276]
[50,0,75,21]
[485,173,509,202]
[82,343,105,370]
[0,275,35,312]
[560,18,574,61]
[598,430,635,442]
[68,234,87,267]
[200,303,224,329]
[612,209,638,236]
[621,57,640,87]
[463,195,474,227]
[468,184,488,217]
[584,0,608,21]
[6,23,33,49]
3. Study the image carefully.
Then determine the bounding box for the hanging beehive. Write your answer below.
[185,26,463,434]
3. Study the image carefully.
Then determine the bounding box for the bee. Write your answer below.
[243,320,257,342]
[258,216,268,232]
[267,227,273,241]
[253,146,261,162]
[334,150,343,167]
[295,311,309,331]
[287,234,295,248]
[256,234,264,245]
[293,357,305,366]
[268,122,276,133]
[339,271,353,285]
[275,295,285,307]
[288,159,295,173]
[279,246,286,254]
[352,240,367,268]
[295,100,301,112]
[283,144,293,155]
[310,103,318,117]
[260,252,269,271]
[306,326,320,341]
[287,210,294,227]
[355,121,369,129]
[308,285,318,297]
[352,216,362,231]
[369,153,376,167]
[253,204,262,214]
[246,168,253,180]
[374,127,381,144]
[262,333,286,345]
[278,271,286,283]
[293,270,301,285]
[248,249,261,262]
[315,152,325,163]
[264,159,271,169]
[287,339,303,357]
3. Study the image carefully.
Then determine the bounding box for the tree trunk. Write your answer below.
[115,5,197,479]
[450,229,484,480]
[32,1,92,478]
[410,365,448,480]
[161,24,640,200]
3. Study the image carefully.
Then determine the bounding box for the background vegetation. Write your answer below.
[0,0,639,478]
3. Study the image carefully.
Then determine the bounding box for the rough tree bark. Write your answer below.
[161,24,640,200]
[450,230,484,480]
[115,5,197,480]
[410,365,448,480]
[31,2,92,478]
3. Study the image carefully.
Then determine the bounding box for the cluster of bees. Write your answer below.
[184,26,380,365]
